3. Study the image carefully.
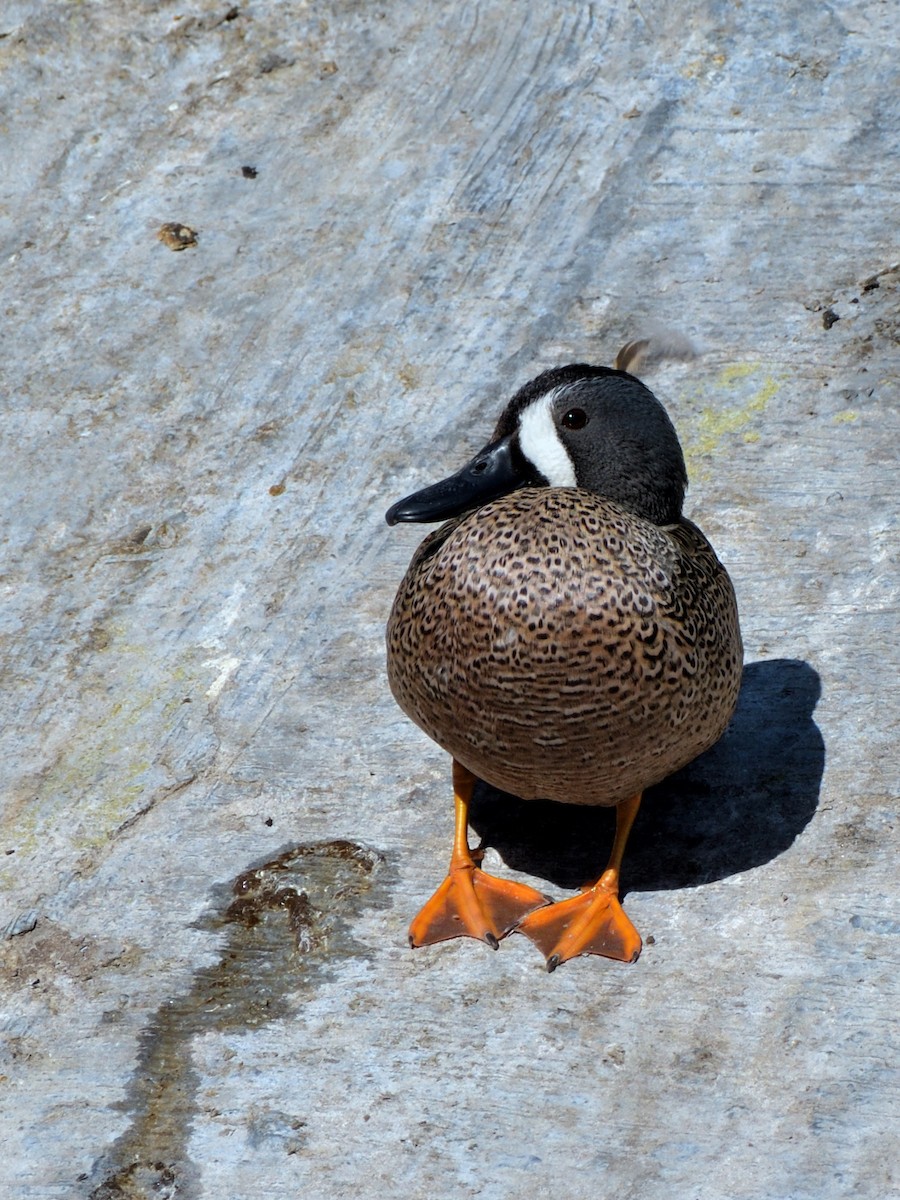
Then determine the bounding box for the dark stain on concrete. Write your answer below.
[85,839,389,1199]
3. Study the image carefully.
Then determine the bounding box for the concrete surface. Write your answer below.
[1,2,897,1198]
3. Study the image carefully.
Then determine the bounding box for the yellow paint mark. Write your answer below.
[682,364,782,476]
[717,363,759,386]
[0,642,211,890]
[833,410,858,424]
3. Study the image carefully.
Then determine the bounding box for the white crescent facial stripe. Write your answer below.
[517,389,577,487]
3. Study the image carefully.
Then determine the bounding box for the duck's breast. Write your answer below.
[387,488,742,805]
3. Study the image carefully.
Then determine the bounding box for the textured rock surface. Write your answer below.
[1,2,896,1198]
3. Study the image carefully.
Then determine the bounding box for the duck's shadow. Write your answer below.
[469,658,824,893]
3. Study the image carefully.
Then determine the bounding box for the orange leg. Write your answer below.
[409,760,551,950]
[516,792,643,970]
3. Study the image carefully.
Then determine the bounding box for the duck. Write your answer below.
[385,348,742,970]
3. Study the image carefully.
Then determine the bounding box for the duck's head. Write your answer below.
[385,364,687,528]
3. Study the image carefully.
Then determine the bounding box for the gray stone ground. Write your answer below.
[1,2,897,1198]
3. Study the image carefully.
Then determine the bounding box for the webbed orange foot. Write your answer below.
[516,790,644,970]
[409,758,551,951]
[516,871,642,969]
[409,863,550,948]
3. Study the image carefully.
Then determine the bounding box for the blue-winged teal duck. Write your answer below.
[385,351,742,969]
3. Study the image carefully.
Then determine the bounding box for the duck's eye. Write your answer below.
[562,408,588,430]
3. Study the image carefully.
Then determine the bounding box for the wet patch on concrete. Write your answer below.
[85,840,388,1199]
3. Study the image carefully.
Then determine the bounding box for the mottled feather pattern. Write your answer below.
[387,488,742,807]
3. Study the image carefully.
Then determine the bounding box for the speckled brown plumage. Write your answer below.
[386,360,743,966]
[387,486,742,807]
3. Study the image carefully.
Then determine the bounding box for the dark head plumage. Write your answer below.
[386,363,687,528]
